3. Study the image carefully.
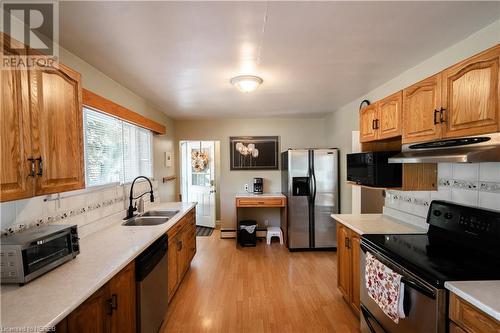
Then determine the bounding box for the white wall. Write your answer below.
[325,19,500,214]
[174,117,327,229]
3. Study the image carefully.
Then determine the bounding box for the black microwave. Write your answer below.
[346,151,402,187]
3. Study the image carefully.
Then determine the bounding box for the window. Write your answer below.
[83,107,153,187]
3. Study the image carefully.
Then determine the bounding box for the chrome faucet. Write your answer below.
[125,176,155,220]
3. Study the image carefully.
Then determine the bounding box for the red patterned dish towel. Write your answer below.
[365,252,406,323]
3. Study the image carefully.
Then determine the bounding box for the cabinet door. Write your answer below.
[0,47,33,202]
[167,235,179,302]
[67,286,109,333]
[359,103,378,142]
[402,74,442,144]
[336,225,351,301]
[108,262,136,333]
[178,225,190,280]
[441,45,500,138]
[30,63,85,195]
[350,233,361,315]
[378,91,402,140]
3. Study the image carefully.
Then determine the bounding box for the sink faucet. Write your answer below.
[125,176,155,220]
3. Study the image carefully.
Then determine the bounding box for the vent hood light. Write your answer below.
[230,75,263,93]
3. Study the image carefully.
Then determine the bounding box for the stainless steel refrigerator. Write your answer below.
[281,149,339,250]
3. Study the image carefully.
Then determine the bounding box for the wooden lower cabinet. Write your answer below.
[167,207,197,303]
[336,224,361,316]
[449,293,500,333]
[60,262,135,333]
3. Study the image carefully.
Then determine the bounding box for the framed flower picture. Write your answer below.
[229,136,279,170]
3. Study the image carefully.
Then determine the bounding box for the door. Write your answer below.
[67,286,109,333]
[402,74,442,144]
[350,233,361,314]
[182,141,216,228]
[378,91,402,140]
[108,262,136,333]
[0,44,33,202]
[313,149,338,248]
[286,150,310,249]
[30,63,85,195]
[441,45,500,138]
[337,225,351,302]
[359,103,379,142]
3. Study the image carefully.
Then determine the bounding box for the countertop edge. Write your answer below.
[330,213,427,235]
[445,282,500,322]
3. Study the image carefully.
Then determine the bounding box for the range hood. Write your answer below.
[389,133,500,163]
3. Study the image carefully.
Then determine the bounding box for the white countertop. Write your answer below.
[235,192,286,198]
[331,214,427,235]
[445,281,500,321]
[0,201,196,331]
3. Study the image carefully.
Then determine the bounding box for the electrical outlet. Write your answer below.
[264,219,269,226]
[244,184,249,192]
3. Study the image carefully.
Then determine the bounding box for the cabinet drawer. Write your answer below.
[449,293,500,333]
[236,198,285,207]
[167,220,184,238]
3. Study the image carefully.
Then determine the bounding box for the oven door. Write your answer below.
[360,242,446,333]
[22,230,74,282]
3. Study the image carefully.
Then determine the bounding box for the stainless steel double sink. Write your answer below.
[122,210,179,226]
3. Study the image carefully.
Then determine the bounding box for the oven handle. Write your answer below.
[361,304,388,333]
[361,241,437,300]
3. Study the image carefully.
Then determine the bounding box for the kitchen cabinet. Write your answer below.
[441,45,500,138]
[0,39,33,202]
[167,207,197,302]
[359,92,402,143]
[449,293,500,333]
[359,103,379,142]
[378,91,402,140]
[402,74,442,144]
[66,262,135,333]
[336,224,360,316]
[30,63,85,196]
[1,37,84,202]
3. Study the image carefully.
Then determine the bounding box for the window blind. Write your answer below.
[83,107,153,187]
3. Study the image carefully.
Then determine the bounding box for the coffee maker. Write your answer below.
[253,178,263,194]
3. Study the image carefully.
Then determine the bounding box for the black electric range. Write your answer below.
[362,200,500,288]
[359,200,500,333]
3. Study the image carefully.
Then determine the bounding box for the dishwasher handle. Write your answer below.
[136,235,168,282]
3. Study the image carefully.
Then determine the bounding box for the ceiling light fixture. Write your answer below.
[230,75,264,93]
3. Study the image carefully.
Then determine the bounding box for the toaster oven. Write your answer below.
[1,225,79,285]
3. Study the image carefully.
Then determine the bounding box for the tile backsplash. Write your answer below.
[0,180,159,237]
[385,162,500,220]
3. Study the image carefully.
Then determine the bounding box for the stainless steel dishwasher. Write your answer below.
[136,235,168,333]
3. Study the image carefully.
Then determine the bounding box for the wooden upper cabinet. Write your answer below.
[402,74,442,144]
[359,103,379,142]
[378,91,402,140]
[0,51,33,201]
[30,63,85,195]
[441,45,500,138]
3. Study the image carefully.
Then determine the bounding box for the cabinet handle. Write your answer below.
[433,109,440,125]
[35,157,43,176]
[105,298,113,315]
[177,240,182,251]
[439,108,446,123]
[27,157,35,177]
[372,119,376,130]
[111,294,118,310]
[375,119,379,129]
[345,237,350,249]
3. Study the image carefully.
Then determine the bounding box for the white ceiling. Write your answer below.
[60,2,500,119]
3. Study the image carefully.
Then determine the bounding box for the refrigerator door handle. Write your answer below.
[311,170,317,201]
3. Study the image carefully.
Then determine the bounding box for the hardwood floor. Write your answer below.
[162,230,360,333]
